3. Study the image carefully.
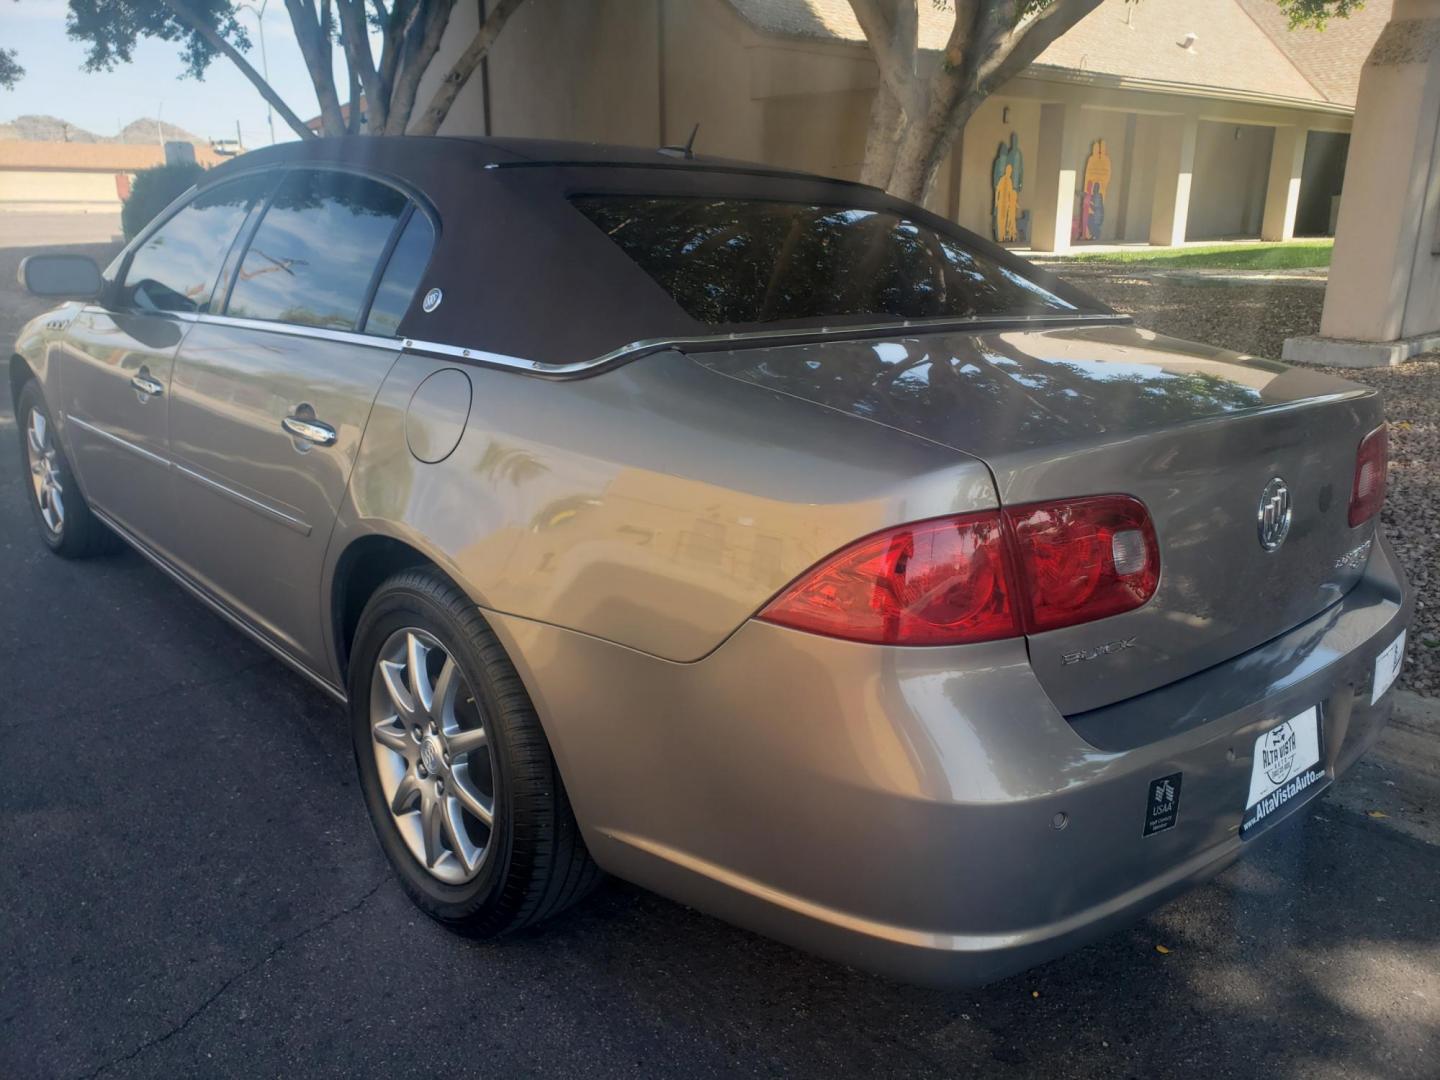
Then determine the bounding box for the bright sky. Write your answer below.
[1,0,355,147]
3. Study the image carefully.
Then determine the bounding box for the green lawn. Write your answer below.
[1064,238,1333,270]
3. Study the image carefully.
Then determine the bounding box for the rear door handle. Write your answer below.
[130,373,164,398]
[282,415,337,446]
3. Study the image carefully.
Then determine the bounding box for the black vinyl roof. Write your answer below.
[203,136,1102,370]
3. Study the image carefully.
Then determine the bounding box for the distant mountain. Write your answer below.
[0,113,208,145]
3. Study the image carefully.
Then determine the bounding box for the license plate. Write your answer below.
[1371,630,1406,705]
[1240,706,1325,839]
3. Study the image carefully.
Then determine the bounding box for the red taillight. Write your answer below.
[757,511,1019,645]
[1003,495,1160,634]
[1348,423,1388,527]
[758,495,1160,646]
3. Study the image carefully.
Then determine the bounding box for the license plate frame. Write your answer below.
[1239,705,1327,839]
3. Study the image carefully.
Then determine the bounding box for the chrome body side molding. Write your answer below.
[65,414,170,468]
[66,412,312,536]
[173,462,313,536]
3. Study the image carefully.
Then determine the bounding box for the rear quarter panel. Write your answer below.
[329,350,997,666]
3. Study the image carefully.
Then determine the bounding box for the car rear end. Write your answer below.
[437,161,1412,985]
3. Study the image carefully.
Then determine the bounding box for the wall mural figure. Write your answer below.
[1079,139,1112,241]
[991,133,1024,243]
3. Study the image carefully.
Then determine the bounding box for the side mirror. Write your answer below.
[18,254,103,299]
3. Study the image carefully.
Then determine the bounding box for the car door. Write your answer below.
[165,167,435,672]
[59,171,274,556]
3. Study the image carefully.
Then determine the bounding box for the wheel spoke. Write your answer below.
[28,411,46,455]
[451,765,494,827]
[379,659,417,722]
[390,772,422,815]
[372,718,413,758]
[421,791,443,867]
[406,633,433,717]
[441,800,476,873]
[431,655,458,723]
[446,726,488,759]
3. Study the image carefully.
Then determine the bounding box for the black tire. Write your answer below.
[348,567,602,934]
[14,378,119,559]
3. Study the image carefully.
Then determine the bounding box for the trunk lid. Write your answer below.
[692,323,1384,714]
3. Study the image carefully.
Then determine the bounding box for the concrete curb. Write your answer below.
[1394,688,1440,732]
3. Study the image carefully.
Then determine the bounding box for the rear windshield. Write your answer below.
[572,195,1079,328]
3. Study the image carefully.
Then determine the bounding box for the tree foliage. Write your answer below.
[121,160,206,239]
[63,0,528,141]
[0,47,23,90]
[855,0,1367,202]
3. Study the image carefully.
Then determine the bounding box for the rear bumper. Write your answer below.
[492,531,1412,987]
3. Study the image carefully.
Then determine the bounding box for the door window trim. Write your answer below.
[214,164,438,337]
[111,170,279,317]
[356,202,417,333]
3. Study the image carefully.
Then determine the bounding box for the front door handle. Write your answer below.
[282,415,337,446]
[130,373,164,398]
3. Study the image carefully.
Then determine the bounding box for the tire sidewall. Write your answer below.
[348,581,514,921]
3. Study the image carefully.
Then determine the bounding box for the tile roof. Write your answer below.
[724,0,1390,110]
[0,140,225,171]
[1236,0,1392,106]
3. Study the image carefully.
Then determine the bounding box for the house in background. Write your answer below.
[410,0,1388,250]
[0,140,226,213]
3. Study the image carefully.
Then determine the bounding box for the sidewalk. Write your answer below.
[1325,691,1440,847]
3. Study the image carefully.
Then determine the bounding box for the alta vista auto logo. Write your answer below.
[1260,722,1299,786]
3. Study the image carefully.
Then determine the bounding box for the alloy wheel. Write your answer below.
[25,408,64,535]
[369,628,496,884]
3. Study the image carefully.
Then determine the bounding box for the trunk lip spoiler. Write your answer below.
[401,312,1135,380]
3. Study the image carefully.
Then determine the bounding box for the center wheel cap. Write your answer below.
[421,735,443,776]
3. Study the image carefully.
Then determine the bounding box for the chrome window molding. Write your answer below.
[81,307,407,352]
[79,307,1129,378]
[400,312,1134,378]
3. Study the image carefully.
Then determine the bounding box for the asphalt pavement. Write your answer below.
[2,213,1438,1079]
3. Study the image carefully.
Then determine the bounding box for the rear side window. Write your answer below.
[227,169,408,331]
[572,195,1077,327]
[363,210,436,337]
[120,173,270,313]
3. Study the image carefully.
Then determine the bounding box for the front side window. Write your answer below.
[120,172,270,314]
[572,195,1080,328]
[363,210,436,337]
[227,169,408,331]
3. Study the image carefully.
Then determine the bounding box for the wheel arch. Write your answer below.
[9,353,34,405]
[329,532,438,683]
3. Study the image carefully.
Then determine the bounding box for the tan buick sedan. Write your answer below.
[11,137,1409,986]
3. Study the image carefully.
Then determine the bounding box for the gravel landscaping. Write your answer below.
[1048,264,1439,696]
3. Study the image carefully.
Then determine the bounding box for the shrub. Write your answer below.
[121,161,206,240]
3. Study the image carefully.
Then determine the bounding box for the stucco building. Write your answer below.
[0,140,226,213]
[411,0,1388,251]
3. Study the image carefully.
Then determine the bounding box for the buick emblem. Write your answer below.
[1257,477,1292,551]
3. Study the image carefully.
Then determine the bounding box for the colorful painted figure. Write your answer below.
[991,134,1024,243]
[1080,139,1112,241]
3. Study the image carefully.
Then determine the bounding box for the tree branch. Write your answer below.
[408,0,524,136]
[973,0,1104,97]
[383,0,457,134]
[159,0,316,139]
[847,0,922,120]
[337,0,384,131]
[285,0,346,135]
